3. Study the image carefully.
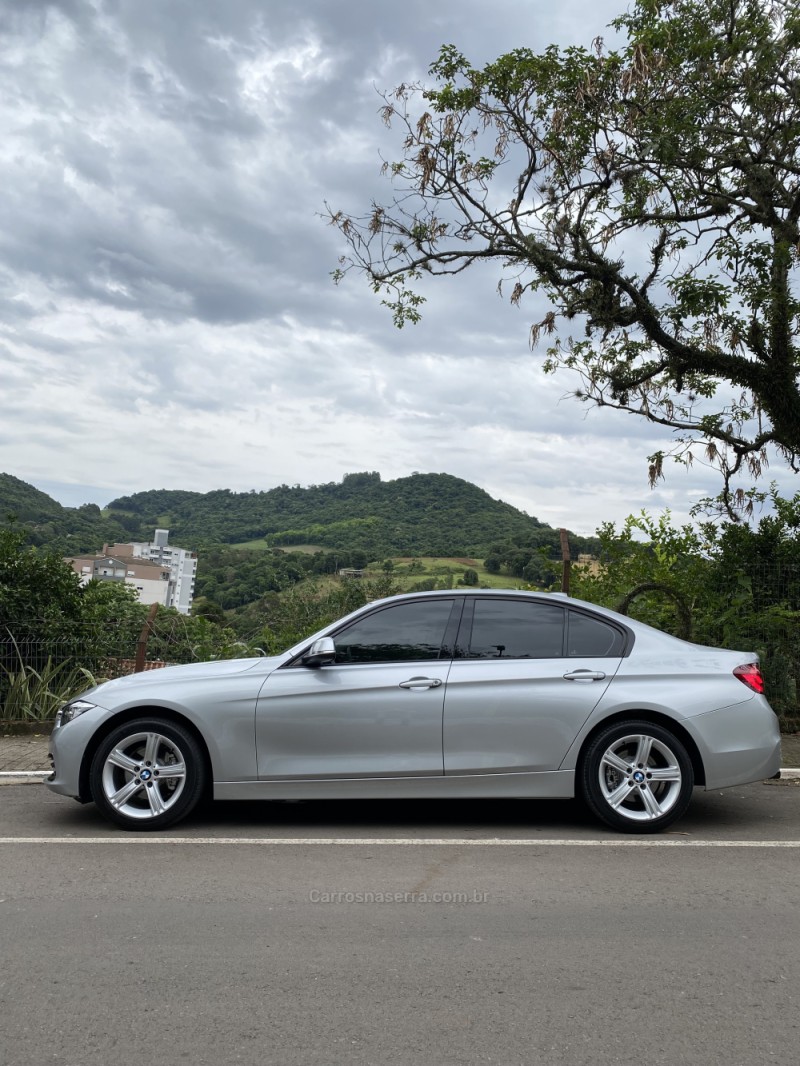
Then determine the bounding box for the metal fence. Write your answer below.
[0,614,225,721]
[1,613,221,670]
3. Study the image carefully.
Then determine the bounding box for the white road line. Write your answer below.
[0,836,799,847]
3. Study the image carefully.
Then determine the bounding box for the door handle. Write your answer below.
[563,670,606,682]
[399,677,443,689]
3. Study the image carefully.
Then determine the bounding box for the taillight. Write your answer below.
[733,663,765,694]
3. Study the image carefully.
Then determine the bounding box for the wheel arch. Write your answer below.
[79,706,214,803]
[577,710,706,787]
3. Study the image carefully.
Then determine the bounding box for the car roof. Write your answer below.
[369,588,571,608]
[372,588,568,598]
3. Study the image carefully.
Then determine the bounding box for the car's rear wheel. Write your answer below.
[580,720,694,833]
[90,717,206,831]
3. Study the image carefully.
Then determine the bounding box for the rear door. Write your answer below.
[443,597,626,774]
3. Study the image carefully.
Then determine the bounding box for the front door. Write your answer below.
[256,597,460,779]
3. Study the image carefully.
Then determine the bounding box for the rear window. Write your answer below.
[567,610,626,657]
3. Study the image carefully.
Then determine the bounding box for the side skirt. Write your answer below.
[214,769,575,802]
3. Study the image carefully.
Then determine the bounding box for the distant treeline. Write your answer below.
[1,470,601,616]
[106,471,555,555]
[0,469,599,559]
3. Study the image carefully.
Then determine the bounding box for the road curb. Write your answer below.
[0,771,51,785]
[769,768,800,783]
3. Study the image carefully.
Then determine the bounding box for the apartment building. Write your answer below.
[67,554,172,607]
[117,529,197,614]
[67,529,197,614]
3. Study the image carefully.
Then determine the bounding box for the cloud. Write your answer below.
[0,0,784,539]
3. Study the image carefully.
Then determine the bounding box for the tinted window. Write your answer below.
[334,600,455,664]
[464,600,565,659]
[567,611,626,657]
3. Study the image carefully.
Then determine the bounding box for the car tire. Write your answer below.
[90,717,206,831]
[579,720,694,833]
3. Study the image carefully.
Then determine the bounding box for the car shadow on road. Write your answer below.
[47,792,599,835]
[193,794,600,834]
[41,782,791,839]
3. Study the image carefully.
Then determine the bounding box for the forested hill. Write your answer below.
[0,473,130,552]
[1,470,599,559]
[107,471,594,557]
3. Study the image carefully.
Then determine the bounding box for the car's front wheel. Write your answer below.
[580,720,694,833]
[90,718,206,831]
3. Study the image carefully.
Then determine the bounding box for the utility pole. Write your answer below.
[134,602,159,672]
[559,528,571,595]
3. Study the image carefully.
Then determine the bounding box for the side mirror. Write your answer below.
[302,636,336,667]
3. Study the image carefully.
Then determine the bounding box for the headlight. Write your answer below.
[55,700,96,728]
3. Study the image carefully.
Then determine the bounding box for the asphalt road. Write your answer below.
[2,783,799,1066]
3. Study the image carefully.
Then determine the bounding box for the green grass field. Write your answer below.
[225,547,535,592]
[231,540,325,553]
[371,557,525,591]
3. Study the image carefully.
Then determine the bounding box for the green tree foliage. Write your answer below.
[480,527,599,581]
[195,545,353,610]
[0,527,83,628]
[143,610,253,664]
[191,597,228,625]
[0,474,130,551]
[0,526,268,718]
[570,512,712,633]
[73,580,152,666]
[570,496,800,723]
[5,469,577,562]
[0,530,114,705]
[330,0,800,514]
[253,575,402,655]
[107,472,553,555]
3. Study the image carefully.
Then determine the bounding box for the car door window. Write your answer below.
[462,599,565,658]
[567,610,627,656]
[334,599,456,664]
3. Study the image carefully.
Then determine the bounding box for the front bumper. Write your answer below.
[46,710,105,800]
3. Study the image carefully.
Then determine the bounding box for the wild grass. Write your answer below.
[0,639,100,722]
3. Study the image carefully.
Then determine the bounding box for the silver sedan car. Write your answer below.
[47,590,781,833]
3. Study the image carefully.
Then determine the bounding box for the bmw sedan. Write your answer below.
[47,590,781,833]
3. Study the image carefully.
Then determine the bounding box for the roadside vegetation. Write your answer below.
[4,491,800,730]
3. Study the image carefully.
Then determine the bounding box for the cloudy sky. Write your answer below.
[0,0,788,536]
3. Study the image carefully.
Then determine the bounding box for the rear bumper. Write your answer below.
[689,697,782,790]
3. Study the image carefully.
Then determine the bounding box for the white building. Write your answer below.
[67,555,171,607]
[69,529,198,614]
[114,529,197,615]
